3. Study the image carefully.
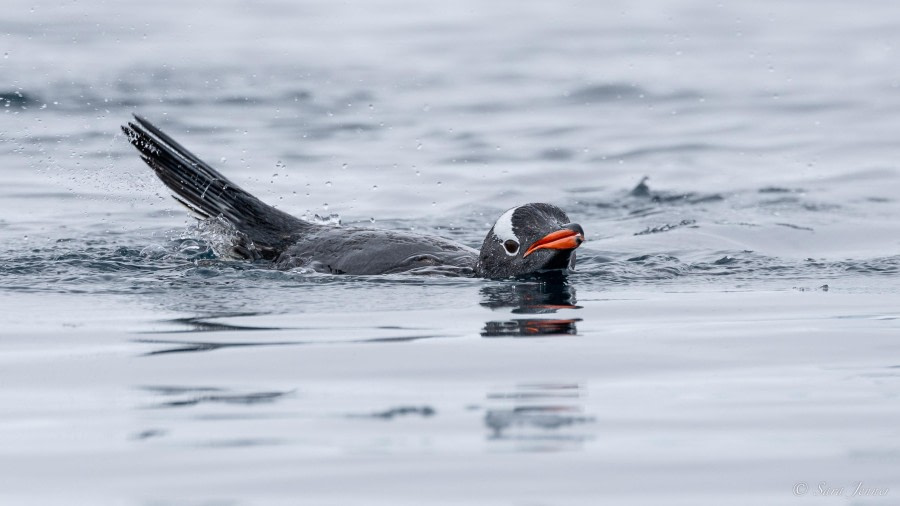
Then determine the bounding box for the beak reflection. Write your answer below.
[482,318,580,337]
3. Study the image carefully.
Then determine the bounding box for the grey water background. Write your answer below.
[2,0,900,504]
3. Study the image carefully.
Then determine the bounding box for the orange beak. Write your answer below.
[522,228,585,258]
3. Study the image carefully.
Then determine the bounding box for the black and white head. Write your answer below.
[475,203,585,279]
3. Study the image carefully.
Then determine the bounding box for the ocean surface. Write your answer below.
[2,0,899,504]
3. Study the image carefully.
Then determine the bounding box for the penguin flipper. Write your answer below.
[122,115,309,259]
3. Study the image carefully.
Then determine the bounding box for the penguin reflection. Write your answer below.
[484,383,595,452]
[480,276,581,337]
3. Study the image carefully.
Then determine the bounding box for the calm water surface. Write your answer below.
[1,1,899,504]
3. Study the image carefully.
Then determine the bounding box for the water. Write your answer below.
[2,0,899,504]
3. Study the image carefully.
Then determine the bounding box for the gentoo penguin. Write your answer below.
[122,115,584,278]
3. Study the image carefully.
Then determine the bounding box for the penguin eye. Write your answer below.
[503,239,519,255]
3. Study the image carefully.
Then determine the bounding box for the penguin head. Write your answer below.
[475,203,585,279]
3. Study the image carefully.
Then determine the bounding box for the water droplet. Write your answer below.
[370,217,376,223]
[416,141,423,150]
[220,157,227,163]
[436,181,442,186]
[325,181,332,187]
[371,185,378,190]
[322,203,329,210]
[312,213,341,225]
[341,163,348,169]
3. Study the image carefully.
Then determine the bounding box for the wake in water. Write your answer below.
[1,221,897,298]
[2,154,896,297]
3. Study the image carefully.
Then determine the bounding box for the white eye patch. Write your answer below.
[492,206,520,256]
